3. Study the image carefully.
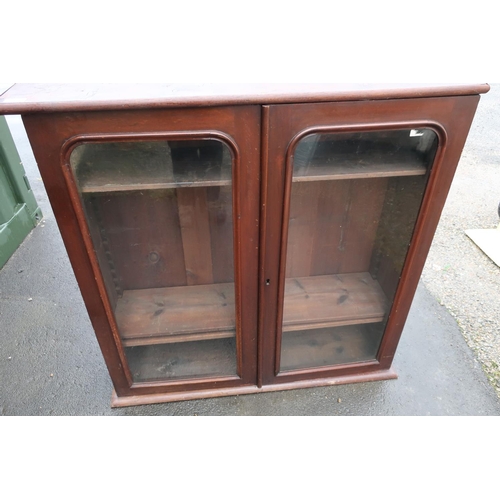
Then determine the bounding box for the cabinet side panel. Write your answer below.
[21,113,133,393]
[84,197,120,309]
[377,95,482,366]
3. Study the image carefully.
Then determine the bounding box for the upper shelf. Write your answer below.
[71,140,233,193]
[292,157,427,182]
[292,153,428,182]
[292,130,437,181]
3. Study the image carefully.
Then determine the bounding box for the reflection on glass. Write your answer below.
[280,129,438,372]
[70,139,237,382]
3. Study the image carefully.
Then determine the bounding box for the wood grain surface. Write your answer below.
[0,83,489,114]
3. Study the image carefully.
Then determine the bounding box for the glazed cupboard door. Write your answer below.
[260,96,481,386]
[22,106,261,399]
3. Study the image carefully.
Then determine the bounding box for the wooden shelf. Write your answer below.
[116,272,388,347]
[71,141,232,194]
[280,323,384,372]
[292,161,427,182]
[125,338,237,382]
[116,282,236,347]
[293,134,432,181]
[81,178,232,193]
[282,273,388,332]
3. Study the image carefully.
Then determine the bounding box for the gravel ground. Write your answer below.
[421,83,500,395]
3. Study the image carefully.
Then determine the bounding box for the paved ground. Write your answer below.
[1,94,499,416]
[422,84,500,396]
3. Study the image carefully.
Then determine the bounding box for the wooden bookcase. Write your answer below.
[0,84,489,407]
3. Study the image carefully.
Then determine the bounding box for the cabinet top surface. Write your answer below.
[0,83,490,114]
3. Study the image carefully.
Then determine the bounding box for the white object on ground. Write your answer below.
[465,223,500,267]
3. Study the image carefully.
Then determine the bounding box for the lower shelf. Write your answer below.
[280,323,384,372]
[126,338,237,383]
[125,324,384,384]
[116,271,388,347]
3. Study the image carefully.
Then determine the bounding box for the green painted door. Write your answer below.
[0,116,42,268]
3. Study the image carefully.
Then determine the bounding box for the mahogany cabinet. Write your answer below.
[0,84,489,407]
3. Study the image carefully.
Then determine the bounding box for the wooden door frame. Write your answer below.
[22,105,262,402]
[260,95,481,387]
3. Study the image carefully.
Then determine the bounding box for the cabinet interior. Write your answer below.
[279,129,436,371]
[70,128,436,380]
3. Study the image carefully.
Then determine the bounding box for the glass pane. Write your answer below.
[70,139,237,383]
[280,128,438,372]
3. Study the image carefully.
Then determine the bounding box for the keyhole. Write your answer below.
[266,279,270,286]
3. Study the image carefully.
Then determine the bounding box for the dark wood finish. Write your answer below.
[376,96,482,369]
[263,95,482,387]
[0,83,489,114]
[111,367,398,407]
[21,105,261,398]
[84,198,120,309]
[9,84,486,406]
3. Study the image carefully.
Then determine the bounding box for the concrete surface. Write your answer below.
[421,84,500,396]
[1,100,499,416]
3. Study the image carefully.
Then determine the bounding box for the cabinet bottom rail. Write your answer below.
[110,368,398,407]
